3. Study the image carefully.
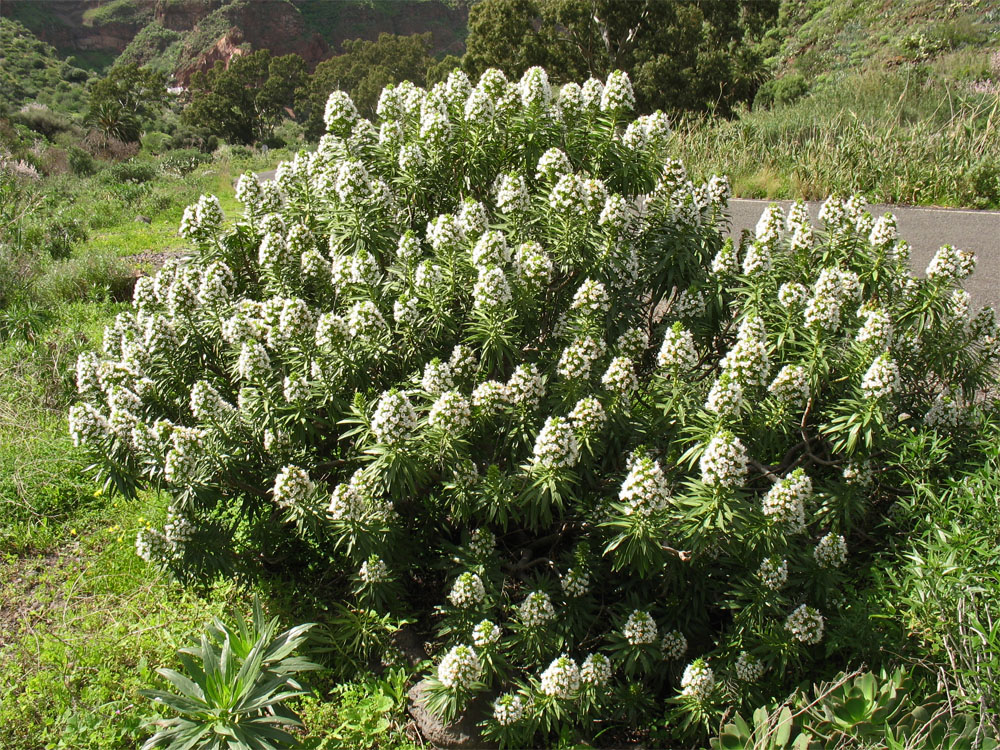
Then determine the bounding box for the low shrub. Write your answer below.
[70,68,998,746]
[103,159,159,185]
[158,148,210,177]
[33,249,132,304]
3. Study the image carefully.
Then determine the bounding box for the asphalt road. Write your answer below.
[727,199,1000,309]
[256,169,999,307]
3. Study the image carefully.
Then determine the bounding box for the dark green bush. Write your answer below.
[67,145,96,177]
[103,159,159,185]
[754,73,809,111]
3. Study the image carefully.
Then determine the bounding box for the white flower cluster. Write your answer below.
[600,70,634,112]
[785,604,824,645]
[558,336,604,381]
[924,390,961,430]
[472,380,507,411]
[699,431,749,488]
[179,194,223,244]
[768,364,810,408]
[761,469,811,533]
[755,203,784,247]
[519,590,555,627]
[471,230,510,269]
[758,556,789,590]
[327,480,365,522]
[869,213,898,247]
[506,363,545,409]
[711,241,739,276]
[743,240,772,276]
[804,267,860,331]
[448,572,486,608]
[598,194,631,232]
[860,353,900,400]
[426,213,462,254]
[473,266,512,310]
[680,659,715,701]
[734,651,764,682]
[856,308,893,346]
[513,241,553,288]
[560,567,590,597]
[658,323,698,370]
[569,396,606,436]
[926,244,976,281]
[519,65,552,108]
[429,391,472,433]
[272,465,314,510]
[360,555,389,584]
[346,300,387,339]
[580,653,612,686]
[540,655,581,699]
[601,356,637,395]
[535,147,572,181]
[323,90,359,134]
[371,390,418,445]
[721,316,770,387]
[164,426,206,486]
[69,402,109,448]
[466,528,493,558]
[622,609,658,646]
[495,172,530,214]
[571,278,610,316]
[532,416,581,470]
[842,459,874,488]
[437,644,481,689]
[619,455,670,516]
[779,282,809,308]
[472,619,501,648]
[457,199,489,238]
[813,532,847,568]
[493,693,524,726]
[705,373,744,417]
[661,630,688,660]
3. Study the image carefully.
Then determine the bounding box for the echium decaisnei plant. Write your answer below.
[70,66,1000,744]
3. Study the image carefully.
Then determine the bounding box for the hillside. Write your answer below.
[0,17,92,113]
[1,0,468,85]
[768,0,1000,90]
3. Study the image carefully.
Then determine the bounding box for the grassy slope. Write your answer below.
[0,18,92,113]
[676,0,1000,208]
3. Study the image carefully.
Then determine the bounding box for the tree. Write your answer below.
[462,0,779,115]
[183,51,307,145]
[298,33,437,137]
[86,63,168,144]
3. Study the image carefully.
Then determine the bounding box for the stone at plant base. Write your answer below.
[134,215,151,223]
[407,680,497,750]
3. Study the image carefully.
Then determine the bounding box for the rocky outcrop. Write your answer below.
[174,26,246,86]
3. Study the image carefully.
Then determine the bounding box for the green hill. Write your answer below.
[0,17,92,114]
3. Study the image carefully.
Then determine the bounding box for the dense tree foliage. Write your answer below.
[86,63,169,144]
[183,50,307,145]
[464,0,779,114]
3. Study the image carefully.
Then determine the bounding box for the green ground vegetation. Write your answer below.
[674,0,1000,207]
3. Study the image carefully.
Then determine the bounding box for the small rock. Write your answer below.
[135,215,151,224]
[407,679,497,750]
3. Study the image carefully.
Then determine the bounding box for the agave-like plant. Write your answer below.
[141,600,318,750]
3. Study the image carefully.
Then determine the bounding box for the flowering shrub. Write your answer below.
[70,66,999,744]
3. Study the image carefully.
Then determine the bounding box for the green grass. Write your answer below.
[673,65,1000,208]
